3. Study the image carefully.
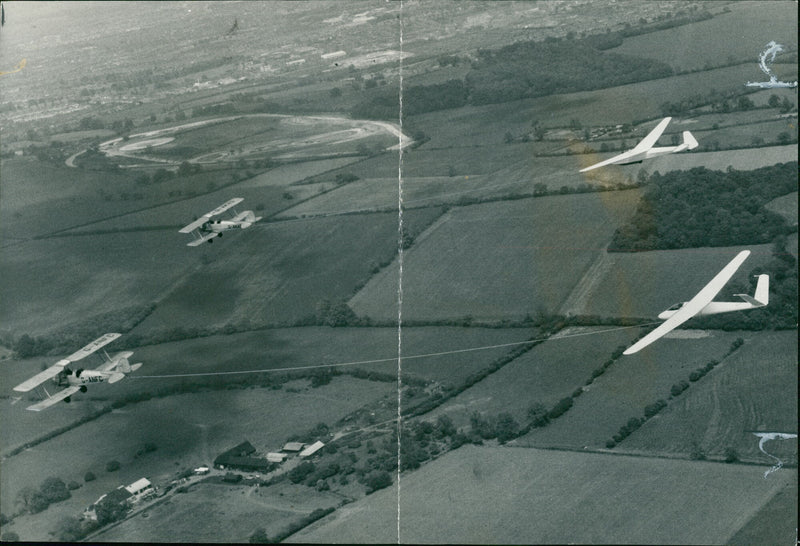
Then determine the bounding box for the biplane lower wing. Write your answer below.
[27,386,81,412]
[187,232,220,246]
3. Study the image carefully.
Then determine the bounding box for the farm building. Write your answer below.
[84,477,153,521]
[267,452,287,463]
[282,441,305,452]
[194,466,210,475]
[299,440,325,458]
[214,440,275,472]
[214,440,256,468]
[124,477,155,504]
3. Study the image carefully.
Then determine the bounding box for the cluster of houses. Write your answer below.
[213,439,325,473]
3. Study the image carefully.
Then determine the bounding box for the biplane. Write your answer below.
[623,251,769,355]
[579,117,698,173]
[12,333,142,411]
[179,197,261,246]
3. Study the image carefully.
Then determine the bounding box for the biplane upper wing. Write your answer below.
[26,386,81,412]
[207,197,243,217]
[623,250,750,355]
[65,333,121,362]
[13,360,71,392]
[180,198,244,234]
[179,217,208,234]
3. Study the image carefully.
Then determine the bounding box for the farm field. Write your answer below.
[0,326,533,454]
[0,230,198,337]
[609,2,798,73]
[289,444,795,544]
[412,64,765,149]
[515,329,754,450]
[568,244,774,318]
[132,207,443,331]
[427,325,641,429]
[0,159,147,240]
[350,191,641,322]
[94,481,343,543]
[621,330,797,462]
[0,375,393,541]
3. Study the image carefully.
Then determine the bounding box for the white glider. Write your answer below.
[580,117,698,173]
[624,250,768,355]
[13,333,142,411]
[179,197,262,247]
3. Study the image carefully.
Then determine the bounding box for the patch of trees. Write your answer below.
[55,515,98,542]
[262,507,336,543]
[466,41,673,107]
[351,39,672,120]
[609,163,797,252]
[12,303,155,358]
[14,477,71,516]
[191,102,237,118]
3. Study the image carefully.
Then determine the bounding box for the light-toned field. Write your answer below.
[280,152,635,218]
[636,144,797,174]
[350,191,641,322]
[95,480,342,543]
[765,191,798,226]
[609,2,798,72]
[515,329,752,450]
[622,330,797,462]
[0,376,393,542]
[289,444,796,544]
[427,325,641,428]
[567,244,774,318]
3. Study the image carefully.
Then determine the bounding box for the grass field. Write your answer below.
[765,191,798,226]
[0,375,393,541]
[94,481,342,543]
[289,444,796,544]
[132,207,442,331]
[0,230,199,336]
[568,244,775,318]
[427,325,641,428]
[622,330,797,462]
[350,191,641,322]
[515,330,753,450]
[0,325,534,458]
[609,2,798,73]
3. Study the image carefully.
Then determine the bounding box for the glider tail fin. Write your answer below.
[682,130,698,150]
[735,274,769,307]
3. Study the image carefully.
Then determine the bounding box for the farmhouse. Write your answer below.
[84,477,154,521]
[124,477,155,504]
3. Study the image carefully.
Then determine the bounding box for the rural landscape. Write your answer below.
[0,1,796,543]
